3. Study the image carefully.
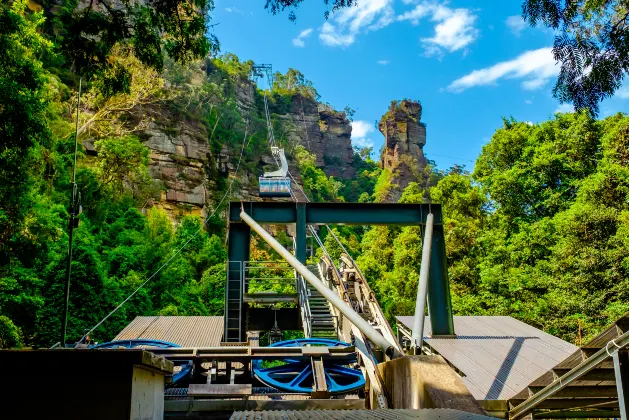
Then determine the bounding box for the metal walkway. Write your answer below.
[306,279,338,340]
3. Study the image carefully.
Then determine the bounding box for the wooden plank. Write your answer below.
[509,399,619,410]
[188,384,252,397]
[552,368,616,381]
[302,347,329,356]
[528,385,618,398]
[311,356,329,399]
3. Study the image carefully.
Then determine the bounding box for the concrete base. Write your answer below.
[377,355,485,414]
[0,349,173,420]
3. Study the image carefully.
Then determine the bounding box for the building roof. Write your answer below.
[114,316,224,347]
[396,316,577,401]
[231,409,494,420]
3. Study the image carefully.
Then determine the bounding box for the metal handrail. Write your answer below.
[293,236,313,338]
[242,260,295,294]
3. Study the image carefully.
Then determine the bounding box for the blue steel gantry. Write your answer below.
[224,201,455,343]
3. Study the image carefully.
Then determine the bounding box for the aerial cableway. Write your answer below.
[83,61,483,414]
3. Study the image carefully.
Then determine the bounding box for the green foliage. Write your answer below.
[94,136,152,196]
[522,0,629,115]
[54,0,218,80]
[264,0,354,20]
[294,146,343,202]
[373,169,397,203]
[0,316,22,348]
[339,151,381,202]
[352,112,629,343]
[272,68,319,100]
[0,0,52,257]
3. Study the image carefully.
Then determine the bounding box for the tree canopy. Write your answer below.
[523,0,629,115]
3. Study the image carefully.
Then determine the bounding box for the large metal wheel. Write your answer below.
[251,338,365,394]
[93,339,192,386]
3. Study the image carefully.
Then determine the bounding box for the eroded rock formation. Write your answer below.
[274,95,355,180]
[378,99,428,202]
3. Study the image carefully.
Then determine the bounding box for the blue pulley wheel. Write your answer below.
[93,339,192,386]
[251,338,365,394]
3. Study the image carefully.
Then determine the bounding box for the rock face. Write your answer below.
[274,95,355,180]
[140,83,314,220]
[378,100,428,202]
[125,76,356,220]
[141,104,211,218]
[318,106,355,179]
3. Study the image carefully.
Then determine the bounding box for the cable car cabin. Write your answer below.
[259,177,291,197]
[259,146,292,198]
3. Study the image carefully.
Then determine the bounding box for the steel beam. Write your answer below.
[425,222,455,336]
[296,202,307,264]
[412,213,434,353]
[230,202,441,225]
[224,224,250,342]
[510,329,629,419]
[613,350,629,420]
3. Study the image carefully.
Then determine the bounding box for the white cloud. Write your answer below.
[351,120,376,149]
[225,7,243,14]
[298,28,313,38]
[448,47,559,92]
[397,2,479,57]
[555,103,573,114]
[292,28,313,48]
[319,0,394,47]
[505,15,527,36]
[525,99,533,105]
[377,59,390,65]
[615,85,629,99]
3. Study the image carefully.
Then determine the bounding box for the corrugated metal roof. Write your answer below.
[230,409,494,420]
[396,316,577,401]
[114,316,224,347]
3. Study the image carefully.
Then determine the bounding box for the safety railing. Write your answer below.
[242,261,295,295]
[293,237,313,338]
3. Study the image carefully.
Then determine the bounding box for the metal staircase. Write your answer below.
[296,261,338,340]
[306,279,338,339]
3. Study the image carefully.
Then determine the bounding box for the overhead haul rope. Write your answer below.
[299,95,312,151]
[257,79,352,271]
[76,120,251,345]
[285,169,352,258]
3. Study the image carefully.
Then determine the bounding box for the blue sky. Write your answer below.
[211,0,629,171]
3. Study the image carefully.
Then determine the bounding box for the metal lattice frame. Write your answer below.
[224,202,455,342]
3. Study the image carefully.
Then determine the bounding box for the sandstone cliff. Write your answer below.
[378,99,428,202]
[273,95,355,180]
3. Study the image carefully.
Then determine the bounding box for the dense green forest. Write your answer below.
[1,0,628,350]
[359,114,629,345]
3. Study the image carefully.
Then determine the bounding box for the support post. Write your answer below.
[60,78,82,348]
[613,351,629,420]
[240,208,400,358]
[224,223,250,342]
[411,213,433,354]
[426,222,455,336]
[296,203,307,264]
